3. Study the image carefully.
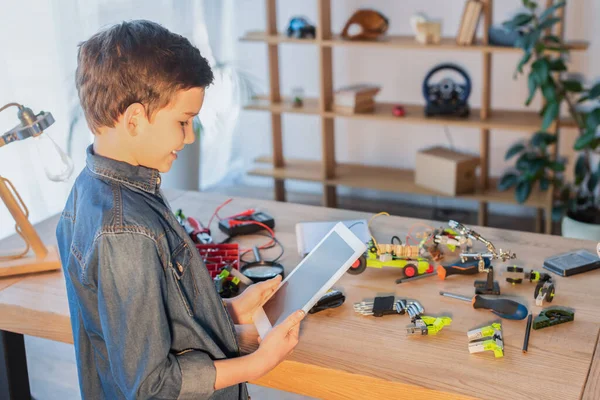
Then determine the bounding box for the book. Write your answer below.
[464,0,482,45]
[296,219,371,257]
[457,0,473,45]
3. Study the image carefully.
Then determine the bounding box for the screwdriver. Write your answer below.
[437,258,490,280]
[439,291,528,320]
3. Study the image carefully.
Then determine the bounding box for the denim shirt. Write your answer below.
[56,145,248,400]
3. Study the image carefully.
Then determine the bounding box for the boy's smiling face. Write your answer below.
[126,87,205,173]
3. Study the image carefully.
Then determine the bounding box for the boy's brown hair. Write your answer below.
[76,20,213,134]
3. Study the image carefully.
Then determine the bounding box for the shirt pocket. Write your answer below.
[169,242,201,318]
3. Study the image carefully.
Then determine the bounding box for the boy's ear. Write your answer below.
[122,103,147,136]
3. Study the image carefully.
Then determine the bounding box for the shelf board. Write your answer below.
[240,31,588,53]
[249,157,548,208]
[244,97,576,132]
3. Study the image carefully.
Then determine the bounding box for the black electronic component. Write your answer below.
[218,211,275,236]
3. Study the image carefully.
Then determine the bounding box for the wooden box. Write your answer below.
[415,146,480,196]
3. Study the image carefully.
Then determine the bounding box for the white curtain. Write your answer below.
[0,0,239,240]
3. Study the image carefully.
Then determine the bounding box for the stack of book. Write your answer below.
[333,84,381,114]
[457,0,483,45]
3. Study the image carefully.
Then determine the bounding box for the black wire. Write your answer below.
[347,221,365,231]
[237,232,285,266]
[391,235,402,245]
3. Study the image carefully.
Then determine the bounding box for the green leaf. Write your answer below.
[543,35,561,44]
[516,51,532,75]
[523,0,538,10]
[498,173,519,191]
[503,14,534,30]
[549,161,566,172]
[540,177,551,191]
[541,101,559,131]
[516,179,533,203]
[577,95,590,104]
[574,132,596,150]
[532,59,550,85]
[588,173,599,193]
[526,72,538,106]
[538,17,561,31]
[516,153,533,171]
[541,82,557,103]
[531,131,557,148]
[562,80,584,92]
[539,1,566,23]
[586,108,600,131]
[505,142,526,160]
[548,58,567,71]
[589,82,600,99]
[575,154,588,185]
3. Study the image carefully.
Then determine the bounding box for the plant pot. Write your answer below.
[561,214,600,241]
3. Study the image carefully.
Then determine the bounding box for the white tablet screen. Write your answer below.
[263,230,356,326]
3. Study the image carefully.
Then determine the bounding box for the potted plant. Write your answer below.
[497,0,600,239]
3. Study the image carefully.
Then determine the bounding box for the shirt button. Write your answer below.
[156,176,161,186]
[178,264,183,272]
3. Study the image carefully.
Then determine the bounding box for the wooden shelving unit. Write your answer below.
[242,0,586,233]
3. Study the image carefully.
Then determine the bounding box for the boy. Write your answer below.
[56,20,304,400]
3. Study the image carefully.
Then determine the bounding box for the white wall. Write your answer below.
[228,0,596,216]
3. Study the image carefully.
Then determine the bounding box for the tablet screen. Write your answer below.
[263,230,356,326]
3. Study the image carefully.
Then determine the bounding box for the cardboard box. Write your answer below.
[415,146,480,196]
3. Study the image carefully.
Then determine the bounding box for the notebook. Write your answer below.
[296,219,371,257]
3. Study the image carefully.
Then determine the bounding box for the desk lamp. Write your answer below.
[0,102,73,277]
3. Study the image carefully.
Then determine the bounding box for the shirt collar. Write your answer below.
[85,145,161,194]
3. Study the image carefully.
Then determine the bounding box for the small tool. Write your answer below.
[533,306,574,330]
[437,258,489,280]
[354,297,424,318]
[523,313,533,353]
[406,315,452,336]
[309,289,345,314]
[474,265,500,295]
[187,216,213,244]
[439,291,528,320]
[396,272,436,284]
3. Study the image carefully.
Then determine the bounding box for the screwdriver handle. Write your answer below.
[437,260,480,280]
[472,295,528,320]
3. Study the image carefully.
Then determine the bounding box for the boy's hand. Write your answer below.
[225,275,282,325]
[255,310,305,374]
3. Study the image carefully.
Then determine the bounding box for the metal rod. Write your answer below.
[396,272,436,284]
[523,313,533,353]
[439,291,472,302]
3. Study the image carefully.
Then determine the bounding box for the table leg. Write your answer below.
[0,330,31,400]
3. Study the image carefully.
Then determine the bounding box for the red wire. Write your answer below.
[208,198,233,230]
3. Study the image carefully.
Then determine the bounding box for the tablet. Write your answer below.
[253,222,367,338]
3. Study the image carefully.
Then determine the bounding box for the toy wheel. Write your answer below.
[347,255,367,275]
[404,264,417,278]
[507,266,523,273]
[546,284,555,303]
[223,280,239,298]
[369,246,378,254]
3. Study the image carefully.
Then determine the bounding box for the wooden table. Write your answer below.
[0,190,599,400]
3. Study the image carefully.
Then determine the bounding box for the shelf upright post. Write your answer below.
[478,0,493,227]
[317,0,337,207]
[266,0,286,202]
